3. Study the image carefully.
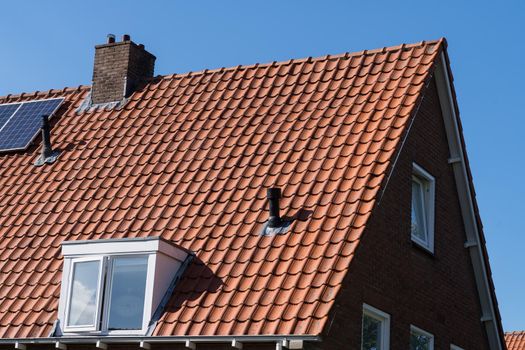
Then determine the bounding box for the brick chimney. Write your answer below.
[91,34,156,105]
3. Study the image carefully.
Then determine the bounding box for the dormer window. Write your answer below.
[411,163,435,253]
[57,237,190,336]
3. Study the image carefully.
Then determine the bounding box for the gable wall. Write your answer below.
[316,78,491,349]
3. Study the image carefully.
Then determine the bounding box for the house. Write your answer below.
[0,35,506,350]
[506,332,525,350]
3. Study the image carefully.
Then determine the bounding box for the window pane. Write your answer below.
[108,256,148,330]
[68,260,101,327]
[410,331,431,350]
[411,180,427,242]
[362,314,382,350]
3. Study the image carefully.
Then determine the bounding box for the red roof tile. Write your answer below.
[0,39,444,338]
[507,332,525,350]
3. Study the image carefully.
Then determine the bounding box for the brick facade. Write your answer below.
[317,77,491,349]
[91,39,155,105]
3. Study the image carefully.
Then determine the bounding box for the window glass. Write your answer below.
[107,256,148,330]
[411,178,427,243]
[67,260,101,327]
[362,314,382,350]
[410,329,432,350]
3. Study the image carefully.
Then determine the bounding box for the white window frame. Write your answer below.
[100,254,153,335]
[63,256,105,333]
[58,237,188,336]
[361,303,390,350]
[410,325,434,350]
[450,345,464,350]
[411,163,436,253]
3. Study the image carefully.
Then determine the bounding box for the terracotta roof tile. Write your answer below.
[0,39,444,338]
[507,332,525,350]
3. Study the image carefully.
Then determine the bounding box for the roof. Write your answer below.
[0,39,443,338]
[507,332,525,350]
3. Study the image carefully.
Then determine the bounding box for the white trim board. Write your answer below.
[431,51,504,350]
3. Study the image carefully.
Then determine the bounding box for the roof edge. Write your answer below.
[434,48,506,349]
[0,335,322,345]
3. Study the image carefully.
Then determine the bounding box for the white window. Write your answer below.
[58,237,189,336]
[361,304,390,350]
[411,163,435,252]
[410,325,434,350]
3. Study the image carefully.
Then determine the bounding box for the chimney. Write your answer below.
[91,34,156,105]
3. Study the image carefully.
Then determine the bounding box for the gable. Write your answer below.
[314,76,492,349]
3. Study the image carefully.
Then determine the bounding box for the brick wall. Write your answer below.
[317,77,491,349]
[91,40,155,105]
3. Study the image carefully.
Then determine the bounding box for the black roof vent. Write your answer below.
[267,187,282,228]
[34,115,60,166]
[262,187,292,236]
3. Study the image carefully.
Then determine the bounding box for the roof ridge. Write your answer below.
[0,38,444,102]
[158,38,444,81]
[0,85,89,104]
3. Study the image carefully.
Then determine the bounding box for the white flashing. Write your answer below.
[434,51,503,350]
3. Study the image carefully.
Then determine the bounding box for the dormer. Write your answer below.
[56,237,190,336]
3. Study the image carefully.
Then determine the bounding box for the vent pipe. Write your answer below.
[34,115,59,166]
[267,188,282,228]
[41,115,53,159]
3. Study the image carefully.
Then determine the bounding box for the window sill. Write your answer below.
[411,239,435,258]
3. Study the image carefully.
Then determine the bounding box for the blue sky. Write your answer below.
[1,0,523,331]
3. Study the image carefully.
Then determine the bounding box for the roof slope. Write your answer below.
[507,332,525,350]
[0,40,442,338]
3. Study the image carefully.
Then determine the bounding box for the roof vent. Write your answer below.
[262,187,291,236]
[34,115,60,166]
[267,188,282,228]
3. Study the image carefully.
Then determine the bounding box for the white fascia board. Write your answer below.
[434,52,503,350]
[61,237,187,261]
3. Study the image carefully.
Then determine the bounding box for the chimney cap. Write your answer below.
[122,34,131,42]
[107,34,116,44]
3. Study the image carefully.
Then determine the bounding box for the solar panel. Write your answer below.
[0,103,20,130]
[0,98,63,152]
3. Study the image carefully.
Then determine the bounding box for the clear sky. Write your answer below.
[1,0,523,331]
